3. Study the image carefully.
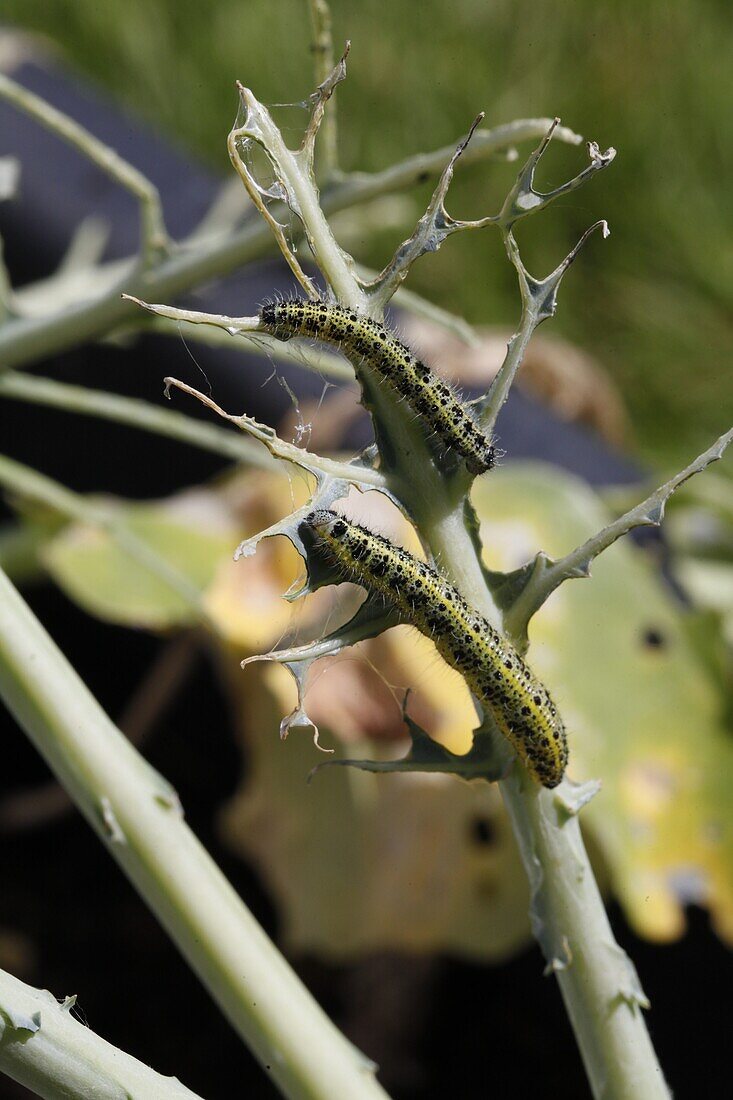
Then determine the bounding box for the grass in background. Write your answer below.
[4,0,732,469]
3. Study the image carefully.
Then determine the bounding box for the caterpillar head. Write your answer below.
[305,509,345,537]
[259,301,283,329]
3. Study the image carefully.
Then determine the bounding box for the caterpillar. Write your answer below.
[304,509,568,788]
[259,298,495,475]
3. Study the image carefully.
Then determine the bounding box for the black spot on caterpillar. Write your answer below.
[259,298,495,475]
[305,509,568,788]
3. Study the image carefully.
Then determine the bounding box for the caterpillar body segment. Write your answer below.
[259,298,495,475]
[305,509,568,788]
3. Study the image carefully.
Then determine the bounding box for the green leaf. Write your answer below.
[473,462,733,943]
[43,497,237,630]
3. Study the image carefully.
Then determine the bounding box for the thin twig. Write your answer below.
[164,377,387,488]
[0,371,279,467]
[367,114,494,309]
[307,0,340,177]
[140,315,354,379]
[478,221,610,436]
[503,426,733,639]
[120,294,354,380]
[0,72,168,267]
[301,23,347,180]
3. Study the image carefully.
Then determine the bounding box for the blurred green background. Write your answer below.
[4,0,732,469]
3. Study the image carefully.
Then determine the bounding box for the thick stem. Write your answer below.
[0,566,390,1100]
[416,495,501,625]
[232,91,362,309]
[413,503,668,1099]
[0,966,202,1099]
[501,774,669,1099]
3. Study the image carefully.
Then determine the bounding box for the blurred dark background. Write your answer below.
[0,2,732,1097]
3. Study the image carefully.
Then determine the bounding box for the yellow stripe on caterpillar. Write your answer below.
[305,509,568,789]
[259,298,495,475]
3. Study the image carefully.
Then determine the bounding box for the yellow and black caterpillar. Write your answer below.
[305,509,568,788]
[259,298,495,475]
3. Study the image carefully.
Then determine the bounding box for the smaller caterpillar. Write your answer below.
[259,298,495,475]
[305,509,568,788]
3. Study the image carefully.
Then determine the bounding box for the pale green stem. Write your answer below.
[502,776,670,1100]
[163,376,387,489]
[479,295,538,435]
[0,72,167,265]
[0,966,202,1100]
[307,0,340,179]
[119,294,353,380]
[0,566,391,1100]
[0,371,279,467]
[140,316,354,380]
[233,90,363,309]
[420,501,669,1098]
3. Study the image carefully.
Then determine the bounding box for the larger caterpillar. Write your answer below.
[259,298,495,475]
[305,509,568,788]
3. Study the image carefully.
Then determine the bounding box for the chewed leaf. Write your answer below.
[312,711,507,783]
[234,478,357,599]
[248,596,401,668]
[499,121,615,230]
[220,678,532,959]
[500,425,733,645]
[243,594,401,745]
[474,462,733,944]
[43,494,237,630]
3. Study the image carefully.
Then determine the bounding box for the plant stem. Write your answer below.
[162,376,387,488]
[501,775,669,1099]
[307,0,339,179]
[0,370,278,466]
[0,118,576,373]
[0,966,203,1100]
[0,565,391,1100]
[408,489,668,1098]
[0,72,167,265]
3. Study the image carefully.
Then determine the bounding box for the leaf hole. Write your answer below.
[468,814,497,848]
[641,627,667,650]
